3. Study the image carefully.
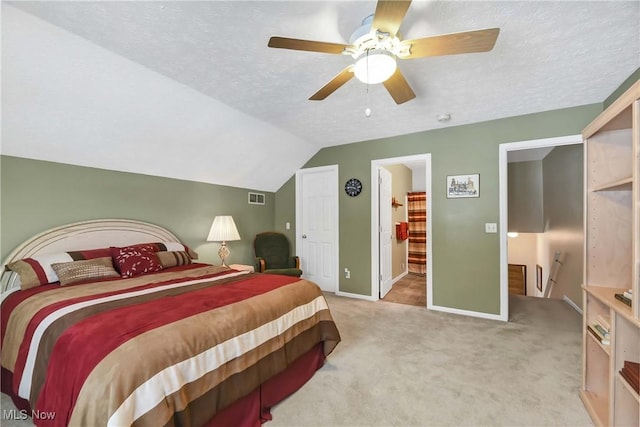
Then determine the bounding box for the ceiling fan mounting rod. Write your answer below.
[346,14,409,60]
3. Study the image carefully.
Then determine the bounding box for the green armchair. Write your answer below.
[253,232,302,277]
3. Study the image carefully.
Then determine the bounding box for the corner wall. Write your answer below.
[541,145,584,304]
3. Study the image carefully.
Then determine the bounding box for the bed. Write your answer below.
[1,219,340,427]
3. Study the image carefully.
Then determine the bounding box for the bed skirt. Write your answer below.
[2,343,326,427]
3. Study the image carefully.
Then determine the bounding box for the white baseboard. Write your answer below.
[563,295,583,314]
[427,303,507,322]
[335,290,378,301]
[392,271,408,285]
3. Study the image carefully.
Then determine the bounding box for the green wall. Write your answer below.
[604,68,640,109]
[274,176,296,245]
[0,156,275,266]
[276,103,602,315]
[508,161,544,233]
[542,145,584,304]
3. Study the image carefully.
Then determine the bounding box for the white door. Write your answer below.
[379,167,393,298]
[296,166,338,292]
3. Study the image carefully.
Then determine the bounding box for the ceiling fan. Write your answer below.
[268,0,500,105]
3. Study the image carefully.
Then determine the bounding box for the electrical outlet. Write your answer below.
[344,268,351,279]
[485,223,497,233]
[285,222,290,230]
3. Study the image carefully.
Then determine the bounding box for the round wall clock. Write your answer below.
[345,178,363,197]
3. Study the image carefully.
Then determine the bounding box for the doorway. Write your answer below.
[498,134,583,320]
[371,154,432,306]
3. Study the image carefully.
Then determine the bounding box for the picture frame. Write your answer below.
[446,174,480,198]
[536,264,543,292]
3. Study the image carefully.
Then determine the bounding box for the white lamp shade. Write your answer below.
[353,49,397,84]
[207,216,240,242]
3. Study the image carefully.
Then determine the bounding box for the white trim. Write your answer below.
[371,154,432,304]
[429,303,505,321]
[392,270,408,285]
[563,295,583,314]
[295,165,339,293]
[334,290,378,301]
[498,134,583,322]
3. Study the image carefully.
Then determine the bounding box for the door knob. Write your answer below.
[302,234,307,239]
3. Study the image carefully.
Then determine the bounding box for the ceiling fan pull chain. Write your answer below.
[365,49,372,118]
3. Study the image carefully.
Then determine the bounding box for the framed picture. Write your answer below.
[536,264,543,292]
[446,174,480,198]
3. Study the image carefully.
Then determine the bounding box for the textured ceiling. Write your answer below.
[3,1,640,190]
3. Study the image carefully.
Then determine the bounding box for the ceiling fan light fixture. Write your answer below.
[353,49,397,84]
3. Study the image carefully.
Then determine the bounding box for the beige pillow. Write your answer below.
[157,251,192,268]
[51,257,120,286]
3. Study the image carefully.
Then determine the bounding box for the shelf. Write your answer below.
[583,285,638,326]
[582,81,639,139]
[617,371,640,403]
[586,329,611,355]
[581,79,639,427]
[592,177,633,192]
[580,390,609,427]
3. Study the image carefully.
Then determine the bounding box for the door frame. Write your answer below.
[295,164,339,292]
[371,154,432,303]
[498,134,582,320]
[378,166,393,298]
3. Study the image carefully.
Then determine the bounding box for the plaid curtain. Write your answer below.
[407,192,427,274]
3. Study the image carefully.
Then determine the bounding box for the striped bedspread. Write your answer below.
[1,265,340,426]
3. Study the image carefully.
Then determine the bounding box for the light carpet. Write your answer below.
[1,294,592,427]
[269,294,592,426]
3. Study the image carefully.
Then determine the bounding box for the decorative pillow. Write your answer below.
[110,245,163,278]
[67,247,112,261]
[7,253,75,290]
[161,242,199,260]
[51,257,120,286]
[6,247,122,290]
[157,251,192,268]
[115,242,198,259]
[5,242,195,289]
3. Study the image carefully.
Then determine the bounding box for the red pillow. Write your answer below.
[110,245,163,278]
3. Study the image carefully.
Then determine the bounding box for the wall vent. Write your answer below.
[248,192,265,205]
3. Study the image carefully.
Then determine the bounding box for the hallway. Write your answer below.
[381,273,426,307]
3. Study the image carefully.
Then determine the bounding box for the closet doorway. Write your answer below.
[370,154,432,308]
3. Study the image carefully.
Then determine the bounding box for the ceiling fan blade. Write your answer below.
[372,0,412,38]
[309,66,355,101]
[383,68,416,104]
[403,28,500,58]
[268,36,349,54]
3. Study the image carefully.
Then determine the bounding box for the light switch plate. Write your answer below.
[485,223,497,233]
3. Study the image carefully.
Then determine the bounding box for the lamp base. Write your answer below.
[218,241,230,267]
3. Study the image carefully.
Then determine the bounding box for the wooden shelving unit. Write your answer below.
[580,79,640,427]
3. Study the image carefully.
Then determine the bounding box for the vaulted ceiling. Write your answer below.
[2,1,639,191]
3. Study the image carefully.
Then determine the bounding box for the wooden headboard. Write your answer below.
[1,219,183,293]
